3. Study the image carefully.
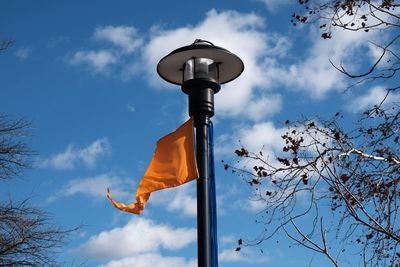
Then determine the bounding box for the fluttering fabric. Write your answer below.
[107,118,199,214]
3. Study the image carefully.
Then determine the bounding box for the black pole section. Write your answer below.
[156,38,243,267]
[195,115,211,267]
[182,79,220,267]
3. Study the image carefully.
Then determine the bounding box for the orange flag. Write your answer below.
[107,118,199,214]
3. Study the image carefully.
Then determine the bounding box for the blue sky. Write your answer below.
[1,1,398,266]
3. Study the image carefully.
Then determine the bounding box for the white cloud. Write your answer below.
[272,27,381,98]
[79,218,196,260]
[49,173,131,202]
[67,25,143,75]
[79,138,111,166]
[368,42,387,65]
[215,121,285,159]
[69,50,117,73]
[141,9,287,120]
[140,8,381,116]
[246,198,269,213]
[220,235,238,246]
[94,25,143,54]
[66,9,389,120]
[151,182,197,217]
[215,120,303,214]
[215,121,287,213]
[15,47,30,60]
[219,247,269,263]
[78,215,267,266]
[245,94,282,121]
[349,86,400,112]
[225,119,333,169]
[141,8,380,116]
[67,9,382,119]
[40,138,111,170]
[238,121,285,153]
[284,4,390,97]
[99,253,196,267]
[126,104,136,112]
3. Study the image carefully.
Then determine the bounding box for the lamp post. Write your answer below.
[157,39,244,267]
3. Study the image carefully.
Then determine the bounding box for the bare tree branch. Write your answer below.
[0,36,78,267]
[0,197,77,267]
[0,114,34,180]
[227,106,400,266]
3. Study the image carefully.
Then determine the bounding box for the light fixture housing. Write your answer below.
[157,40,244,86]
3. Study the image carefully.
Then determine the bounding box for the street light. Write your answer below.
[157,39,244,267]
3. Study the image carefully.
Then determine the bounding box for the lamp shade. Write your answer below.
[157,40,244,85]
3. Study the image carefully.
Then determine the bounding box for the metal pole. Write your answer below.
[157,39,243,267]
[194,114,211,267]
[183,80,219,267]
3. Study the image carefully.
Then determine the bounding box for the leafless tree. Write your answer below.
[292,0,400,89]
[225,2,400,266]
[0,198,72,267]
[227,104,400,266]
[0,39,12,52]
[0,114,33,180]
[0,41,75,266]
[0,114,75,266]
